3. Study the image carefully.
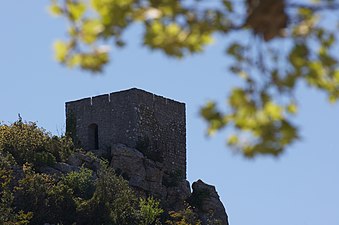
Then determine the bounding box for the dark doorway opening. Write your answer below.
[88,123,99,149]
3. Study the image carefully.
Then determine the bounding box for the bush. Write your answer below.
[62,166,95,199]
[0,155,33,225]
[14,163,77,225]
[166,205,201,225]
[0,119,75,168]
[76,164,138,225]
[138,197,163,225]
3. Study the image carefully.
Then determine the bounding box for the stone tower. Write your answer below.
[65,88,186,178]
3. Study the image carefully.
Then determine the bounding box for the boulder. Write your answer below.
[38,166,62,176]
[110,144,168,197]
[67,152,83,167]
[67,152,101,171]
[54,162,79,174]
[110,144,192,210]
[89,148,109,159]
[166,180,191,211]
[110,144,147,189]
[190,179,229,225]
[144,158,163,183]
[143,158,166,198]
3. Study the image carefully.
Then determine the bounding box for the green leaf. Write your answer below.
[79,51,109,72]
[286,103,298,114]
[67,2,86,21]
[81,20,103,44]
[222,0,233,11]
[227,43,244,61]
[264,102,283,120]
[229,88,247,108]
[49,4,63,16]
[53,40,68,62]
[227,135,238,145]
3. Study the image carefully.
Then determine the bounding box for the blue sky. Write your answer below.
[1,1,339,225]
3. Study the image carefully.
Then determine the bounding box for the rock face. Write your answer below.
[110,144,165,197]
[67,152,101,171]
[37,143,229,225]
[190,180,229,225]
[39,151,101,175]
[110,144,228,224]
[110,144,189,210]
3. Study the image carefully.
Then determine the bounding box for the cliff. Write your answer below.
[39,143,229,224]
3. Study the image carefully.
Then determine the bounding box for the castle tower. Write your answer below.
[65,88,186,178]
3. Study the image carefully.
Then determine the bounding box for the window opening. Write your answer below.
[88,123,99,149]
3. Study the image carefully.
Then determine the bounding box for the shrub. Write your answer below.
[76,164,138,225]
[0,155,33,225]
[62,166,95,199]
[14,163,77,225]
[138,197,163,225]
[166,205,201,225]
[0,119,75,168]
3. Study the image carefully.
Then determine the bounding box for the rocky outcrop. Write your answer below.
[39,162,79,175]
[37,144,228,224]
[110,144,166,197]
[39,151,101,175]
[54,162,78,174]
[109,144,228,225]
[110,144,189,210]
[190,180,229,225]
[67,152,101,171]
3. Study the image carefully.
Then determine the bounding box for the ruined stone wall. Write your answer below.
[65,88,186,178]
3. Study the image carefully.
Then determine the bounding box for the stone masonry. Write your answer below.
[65,88,186,178]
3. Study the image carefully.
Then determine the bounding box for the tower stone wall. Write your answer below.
[65,88,186,178]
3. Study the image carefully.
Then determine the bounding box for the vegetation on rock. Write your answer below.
[0,119,220,225]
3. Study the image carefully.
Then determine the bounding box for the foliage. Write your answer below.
[50,0,339,157]
[66,110,78,146]
[0,119,219,225]
[0,119,231,225]
[62,166,95,199]
[138,197,163,225]
[13,162,140,225]
[0,118,75,167]
[0,120,146,225]
[14,163,77,224]
[76,164,138,225]
[166,205,223,225]
[0,155,33,225]
[166,206,201,225]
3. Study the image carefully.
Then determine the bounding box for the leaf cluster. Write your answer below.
[49,0,230,72]
[166,206,201,225]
